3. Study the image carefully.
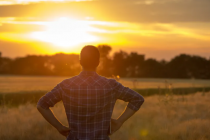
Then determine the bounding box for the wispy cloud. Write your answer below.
[0,0,91,5]
[1,17,210,42]
[1,0,210,22]
[0,0,210,59]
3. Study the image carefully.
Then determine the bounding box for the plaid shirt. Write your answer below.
[37,70,144,140]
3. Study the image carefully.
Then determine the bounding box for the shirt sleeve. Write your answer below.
[112,79,144,111]
[37,83,63,109]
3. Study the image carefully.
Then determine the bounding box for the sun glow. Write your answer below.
[30,17,99,49]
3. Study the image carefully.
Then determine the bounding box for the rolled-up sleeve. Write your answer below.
[37,84,62,109]
[112,80,144,111]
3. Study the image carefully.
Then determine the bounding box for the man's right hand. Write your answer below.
[109,119,123,135]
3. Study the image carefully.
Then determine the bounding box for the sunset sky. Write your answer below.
[0,0,210,60]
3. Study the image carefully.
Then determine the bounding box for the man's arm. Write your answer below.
[110,107,136,135]
[37,83,70,137]
[37,105,70,137]
[117,106,136,123]
[110,79,144,135]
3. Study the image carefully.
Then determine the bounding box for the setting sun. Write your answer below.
[30,17,99,49]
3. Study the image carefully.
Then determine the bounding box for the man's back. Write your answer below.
[38,70,144,140]
[37,45,144,140]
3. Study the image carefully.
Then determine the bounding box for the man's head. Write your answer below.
[80,45,100,70]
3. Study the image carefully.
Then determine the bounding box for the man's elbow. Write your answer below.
[141,96,145,103]
[138,95,145,105]
[36,104,48,111]
[37,100,50,110]
[37,104,43,111]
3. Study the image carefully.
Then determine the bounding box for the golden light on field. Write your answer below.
[30,17,99,50]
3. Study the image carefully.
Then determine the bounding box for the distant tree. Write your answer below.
[97,44,112,77]
[167,54,190,78]
[50,53,80,76]
[10,55,51,75]
[112,50,128,77]
[0,57,12,74]
[0,52,2,66]
[159,59,168,78]
[1,46,210,79]
[97,44,112,58]
[126,52,145,77]
[142,58,164,78]
[167,54,210,79]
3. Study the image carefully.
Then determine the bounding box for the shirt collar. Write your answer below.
[79,70,98,76]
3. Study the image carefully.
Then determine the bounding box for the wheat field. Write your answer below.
[1,75,210,93]
[0,92,210,140]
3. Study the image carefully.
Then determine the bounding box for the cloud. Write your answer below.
[1,17,210,43]
[0,0,209,23]
[0,23,45,32]
[0,0,91,5]
[0,17,46,32]
[0,0,210,60]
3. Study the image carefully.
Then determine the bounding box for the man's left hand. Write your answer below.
[57,125,71,137]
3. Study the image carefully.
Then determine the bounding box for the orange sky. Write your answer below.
[0,0,210,60]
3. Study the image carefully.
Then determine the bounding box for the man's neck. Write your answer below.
[82,68,96,72]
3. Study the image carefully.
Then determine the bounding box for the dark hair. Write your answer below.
[80,45,100,69]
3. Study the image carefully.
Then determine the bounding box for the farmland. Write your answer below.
[1,75,210,93]
[1,75,210,106]
[0,76,210,140]
[0,92,210,140]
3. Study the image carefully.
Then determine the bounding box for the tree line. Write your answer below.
[0,45,210,79]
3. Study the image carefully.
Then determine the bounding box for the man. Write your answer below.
[37,45,144,140]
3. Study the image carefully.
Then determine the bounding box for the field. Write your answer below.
[1,75,210,93]
[1,92,210,140]
[1,75,210,106]
[0,76,210,140]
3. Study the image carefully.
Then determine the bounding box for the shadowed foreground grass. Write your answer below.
[0,92,210,140]
[1,87,210,107]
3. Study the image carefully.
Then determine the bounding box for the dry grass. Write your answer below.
[1,92,210,140]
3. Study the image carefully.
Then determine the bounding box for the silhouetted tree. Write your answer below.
[142,58,164,78]
[97,44,112,77]
[0,52,2,65]
[97,44,112,58]
[50,53,80,76]
[112,50,128,77]
[126,52,144,77]
[1,45,210,79]
[0,55,12,74]
[168,54,210,79]
[10,55,51,75]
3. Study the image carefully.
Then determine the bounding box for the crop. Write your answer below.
[0,92,209,140]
